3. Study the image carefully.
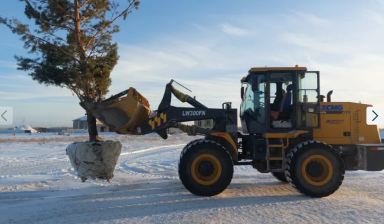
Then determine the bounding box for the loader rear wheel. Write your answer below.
[285,141,345,198]
[271,172,288,183]
[178,139,234,196]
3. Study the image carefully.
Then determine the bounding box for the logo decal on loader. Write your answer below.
[182,110,206,116]
[322,105,343,111]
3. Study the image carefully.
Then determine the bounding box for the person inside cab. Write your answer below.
[271,84,292,121]
[272,89,285,111]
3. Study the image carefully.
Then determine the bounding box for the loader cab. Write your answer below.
[240,67,321,134]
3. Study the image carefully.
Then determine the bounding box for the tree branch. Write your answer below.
[81,0,93,17]
[17,0,75,32]
[79,0,89,9]
[86,30,113,60]
[82,7,104,20]
[84,1,135,50]
[44,31,69,45]
[24,32,80,63]
[46,23,73,33]
[47,0,75,20]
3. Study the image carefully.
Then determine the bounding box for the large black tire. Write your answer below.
[285,141,345,198]
[271,172,288,183]
[178,139,234,196]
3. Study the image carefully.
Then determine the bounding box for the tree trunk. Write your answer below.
[87,112,99,142]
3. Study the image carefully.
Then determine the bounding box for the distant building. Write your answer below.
[194,119,214,129]
[72,116,114,132]
[72,116,90,129]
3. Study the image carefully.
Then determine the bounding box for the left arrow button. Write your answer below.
[0,107,13,125]
[1,110,7,121]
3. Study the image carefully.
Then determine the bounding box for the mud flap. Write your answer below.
[355,144,384,171]
[80,87,151,134]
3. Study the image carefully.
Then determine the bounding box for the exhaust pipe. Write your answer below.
[327,90,333,102]
[317,95,325,102]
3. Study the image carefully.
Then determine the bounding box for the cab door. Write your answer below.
[296,71,321,128]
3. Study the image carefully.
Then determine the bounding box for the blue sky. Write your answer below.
[0,0,384,128]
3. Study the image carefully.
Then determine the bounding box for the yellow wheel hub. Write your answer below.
[191,154,222,185]
[302,155,333,186]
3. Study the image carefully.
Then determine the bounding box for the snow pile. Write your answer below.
[16,125,37,133]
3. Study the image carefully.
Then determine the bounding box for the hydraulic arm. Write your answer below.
[81,79,238,140]
[132,80,237,140]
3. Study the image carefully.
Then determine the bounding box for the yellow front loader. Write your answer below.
[82,67,384,198]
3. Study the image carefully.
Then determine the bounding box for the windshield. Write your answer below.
[240,75,266,123]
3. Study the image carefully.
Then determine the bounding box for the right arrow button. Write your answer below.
[366,107,383,125]
[372,110,378,122]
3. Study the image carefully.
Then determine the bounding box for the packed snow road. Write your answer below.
[1,133,384,224]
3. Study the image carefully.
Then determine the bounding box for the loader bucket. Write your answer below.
[81,87,151,134]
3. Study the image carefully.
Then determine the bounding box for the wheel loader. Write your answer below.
[81,66,384,198]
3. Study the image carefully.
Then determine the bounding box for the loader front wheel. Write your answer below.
[285,141,345,197]
[178,140,234,196]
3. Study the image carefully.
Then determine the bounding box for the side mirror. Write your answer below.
[241,86,244,99]
[251,76,259,92]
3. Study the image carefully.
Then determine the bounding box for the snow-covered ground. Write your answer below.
[1,132,384,224]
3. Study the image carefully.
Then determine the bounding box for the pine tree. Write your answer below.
[0,0,140,141]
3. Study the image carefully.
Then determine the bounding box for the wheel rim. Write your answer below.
[191,154,222,185]
[302,155,333,186]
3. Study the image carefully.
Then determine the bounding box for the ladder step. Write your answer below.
[269,144,284,148]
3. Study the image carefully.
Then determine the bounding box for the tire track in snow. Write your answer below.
[120,144,185,156]
[0,160,70,176]
[3,180,382,224]
[117,144,184,179]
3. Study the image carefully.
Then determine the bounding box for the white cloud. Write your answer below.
[0,91,70,100]
[220,23,249,36]
[0,73,75,101]
[363,9,384,24]
[281,33,349,54]
[0,74,31,80]
[291,11,329,25]
[0,60,18,69]
[191,23,206,31]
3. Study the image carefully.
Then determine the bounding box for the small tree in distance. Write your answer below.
[0,0,140,141]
